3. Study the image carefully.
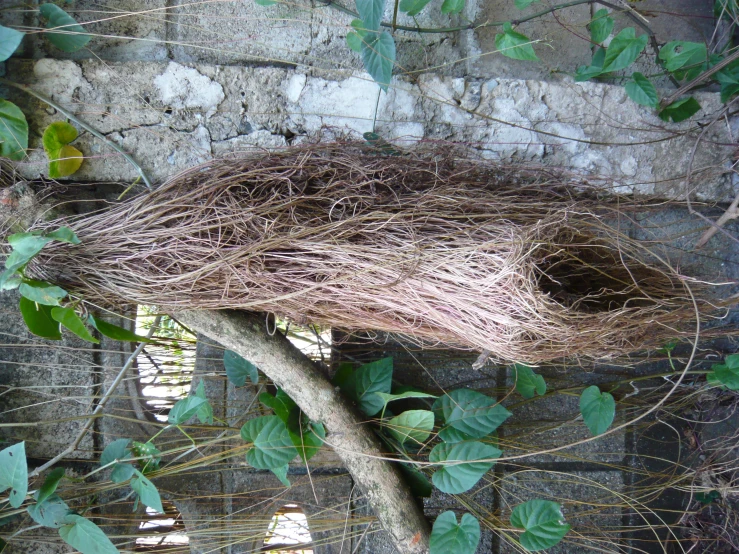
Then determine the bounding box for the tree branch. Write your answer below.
[174,309,430,554]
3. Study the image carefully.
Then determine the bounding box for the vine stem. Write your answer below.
[28,316,161,479]
[0,78,153,190]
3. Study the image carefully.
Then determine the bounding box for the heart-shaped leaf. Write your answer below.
[260,389,298,423]
[361,31,395,92]
[0,25,25,62]
[430,441,501,494]
[343,357,393,416]
[242,416,298,470]
[511,499,570,551]
[37,467,65,505]
[399,0,433,17]
[100,439,131,466]
[713,358,739,390]
[19,280,67,306]
[579,385,615,436]
[589,9,613,45]
[386,410,434,446]
[355,0,385,31]
[0,99,29,161]
[20,297,62,340]
[224,350,259,386]
[430,511,480,554]
[495,22,537,61]
[168,395,208,425]
[131,469,164,513]
[194,381,213,424]
[39,4,92,53]
[440,0,465,14]
[659,41,707,80]
[433,389,511,439]
[59,514,119,554]
[601,27,647,73]
[0,442,28,508]
[289,421,325,463]
[513,364,546,399]
[27,494,71,528]
[271,464,291,487]
[625,72,659,108]
[51,306,99,344]
[43,122,84,179]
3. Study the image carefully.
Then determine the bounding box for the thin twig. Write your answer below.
[28,315,162,478]
[0,78,153,189]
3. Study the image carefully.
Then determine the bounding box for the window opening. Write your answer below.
[135,502,188,551]
[263,504,314,554]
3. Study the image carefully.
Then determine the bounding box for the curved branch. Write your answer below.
[174,309,431,554]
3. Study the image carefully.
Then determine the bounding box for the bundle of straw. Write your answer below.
[29,143,700,363]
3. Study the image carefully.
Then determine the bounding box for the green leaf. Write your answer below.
[386,410,434,446]
[131,469,164,513]
[43,122,84,179]
[713,361,739,390]
[242,416,298,469]
[658,97,701,123]
[343,357,393,416]
[725,353,739,370]
[429,511,480,554]
[0,99,29,161]
[223,350,259,386]
[657,339,678,354]
[271,464,291,487]
[0,25,25,62]
[706,371,725,389]
[100,439,131,466]
[602,27,648,73]
[438,426,476,443]
[168,395,208,425]
[194,381,213,425]
[0,442,28,508]
[51,306,99,343]
[347,32,363,53]
[289,421,325,463]
[130,441,161,472]
[399,462,432,497]
[39,3,92,53]
[27,494,71,528]
[0,271,22,291]
[659,41,707,79]
[356,0,385,31]
[624,72,659,108]
[260,389,298,423]
[696,490,720,504]
[440,0,465,14]
[495,22,538,61]
[20,297,62,340]
[579,385,615,436]
[45,227,81,245]
[433,389,511,439]
[19,280,68,306]
[110,464,135,483]
[399,0,433,16]
[87,316,150,342]
[59,514,119,554]
[37,467,65,505]
[510,499,570,552]
[589,9,613,45]
[332,361,354,387]
[513,364,546,399]
[361,31,395,92]
[515,0,539,8]
[376,390,436,417]
[430,441,501,494]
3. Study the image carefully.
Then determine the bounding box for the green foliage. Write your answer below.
[168,393,211,425]
[624,72,658,108]
[361,32,396,92]
[255,0,278,4]
[88,316,150,342]
[440,0,465,14]
[223,350,259,386]
[43,121,84,179]
[430,441,501,494]
[511,499,570,551]
[130,441,161,473]
[0,99,29,161]
[20,297,62,340]
[346,19,367,53]
[260,389,298,422]
[513,364,546,399]
[0,442,27,508]
[708,353,739,390]
[579,385,615,436]
[376,390,436,418]
[658,97,701,123]
[429,511,481,554]
[589,9,613,45]
[399,462,432,497]
[18,280,67,306]
[696,490,720,504]
[194,381,213,424]
[242,416,299,482]
[355,0,385,32]
[0,26,25,62]
[27,494,71,528]
[433,389,511,440]
[386,410,434,446]
[259,388,325,462]
[601,28,647,73]
[575,47,606,82]
[400,0,433,17]
[341,357,393,416]
[59,514,119,554]
[39,3,92,52]
[37,467,65,505]
[659,41,707,80]
[130,469,164,513]
[495,23,538,61]
[515,0,540,9]
[52,307,99,343]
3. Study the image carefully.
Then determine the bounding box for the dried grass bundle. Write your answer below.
[29,143,702,363]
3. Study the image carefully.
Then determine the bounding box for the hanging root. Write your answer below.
[27,142,708,363]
